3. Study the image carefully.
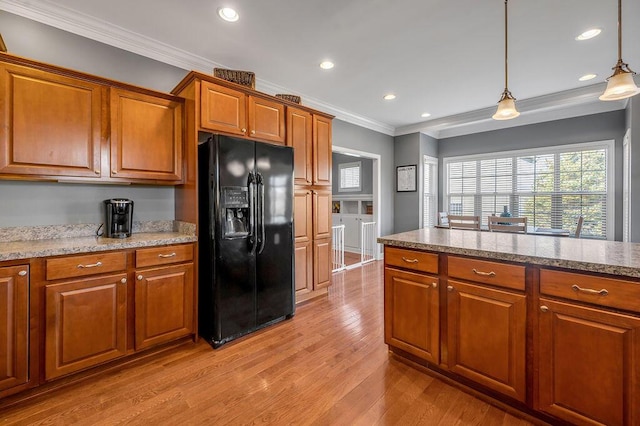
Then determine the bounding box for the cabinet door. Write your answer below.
[384,267,439,364]
[45,274,127,380]
[313,189,332,240]
[200,81,246,136]
[313,238,332,289]
[295,241,313,297]
[447,280,526,402]
[312,115,332,186]
[0,63,103,178]
[537,298,640,426]
[248,96,285,144]
[294,189,312,243]
[0,265,29,392]
[286,107,313,185]
[135,263,194,350]
[110,88,183,182]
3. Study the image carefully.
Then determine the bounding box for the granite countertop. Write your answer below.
[378,228,640,278]
[0,221,197,262]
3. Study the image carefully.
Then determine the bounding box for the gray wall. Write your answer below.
[627,97,640,242]
[332,153,373,195]
[0,12,186,227]
[332,120,395,239]
[438,110,626,240]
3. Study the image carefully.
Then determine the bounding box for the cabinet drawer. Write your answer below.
[448,256,525,291]
[540,269,640,313]
[46,252,127,281]
[385,247,438,274]
[135,244,193,268]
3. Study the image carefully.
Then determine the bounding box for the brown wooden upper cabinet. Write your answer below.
[110,88,183,182]
[0,56,185,184]
[0,62,104,179]
[313,115,332,186]
[200,80,285,144]
[286,107,313,186]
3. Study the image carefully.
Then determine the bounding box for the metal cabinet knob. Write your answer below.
[250,130,256,135]
[120,278,127,284]
[137,275,143,281]
[241,128,247,133]
[540,305,549,313]
[18,270,27,276]
[432,282,437,289]
[447,285,454,292]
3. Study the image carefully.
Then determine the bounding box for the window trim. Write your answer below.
[443,140,615,240]
[422,155,438,228]
[338,161,362,192]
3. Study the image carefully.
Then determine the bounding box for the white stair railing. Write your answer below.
[360,221,377,265]
[332,225,346,272]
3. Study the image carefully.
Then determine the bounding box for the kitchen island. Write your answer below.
[378,228,639,426]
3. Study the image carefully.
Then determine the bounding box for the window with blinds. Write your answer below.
[444,140,614,239]
[339,161,361,192]
[423,156,438,227]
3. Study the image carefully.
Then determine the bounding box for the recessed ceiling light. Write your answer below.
[383,94,396,100]
[575,28,601,41]
[319,61,334,70]
[579,73,597,81]
[218,7,239,22]
[421,112,431,118]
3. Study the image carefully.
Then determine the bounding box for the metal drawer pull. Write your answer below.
[572,284,608,296]
[401,257,419,263]
[158,253,177,258]
[77,261,102,269]
[540,305,549,313]
[472,268,496,277]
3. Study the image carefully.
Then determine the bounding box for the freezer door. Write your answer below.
[211,135,258,343]
[255,142,295,325]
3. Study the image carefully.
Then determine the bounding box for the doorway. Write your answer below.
[331,146,381,270]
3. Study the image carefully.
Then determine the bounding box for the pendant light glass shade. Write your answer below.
[599,61,640,101]
[600,0,640,101]
[493,0,519,121]
[493,89,521,120]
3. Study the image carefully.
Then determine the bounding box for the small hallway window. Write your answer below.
[339,162,361,192]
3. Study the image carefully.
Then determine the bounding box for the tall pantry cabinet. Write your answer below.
[171,72,333,304]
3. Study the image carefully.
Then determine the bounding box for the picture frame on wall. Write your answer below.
[396,165,417,192]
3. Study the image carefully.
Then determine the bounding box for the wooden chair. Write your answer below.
[448,215,480,230]
[574,216,584,238]
[488,215,527,233]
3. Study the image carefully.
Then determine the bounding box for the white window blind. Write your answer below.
[423,156,438,227]
[339,162,361,192]
[444,141,614,239]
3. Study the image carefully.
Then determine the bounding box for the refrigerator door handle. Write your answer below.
[247,172,258,254]
[257,172,266,254]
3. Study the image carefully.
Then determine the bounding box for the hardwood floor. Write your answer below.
[0,261,537,425]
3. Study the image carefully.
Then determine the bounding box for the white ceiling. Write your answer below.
[2,0,639,138]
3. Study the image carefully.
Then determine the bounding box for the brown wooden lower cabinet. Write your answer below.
[313,238,332,289]
[384,267,439,364]
[536,298,640,426]
[134,263,194,350]
[294,241,313,297]
[447,279,526,402]
[44,274,128,380]
[0,265,29,393]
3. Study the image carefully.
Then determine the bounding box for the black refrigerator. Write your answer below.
[198,133,295,348]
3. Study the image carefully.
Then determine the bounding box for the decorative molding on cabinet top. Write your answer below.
[0,0,395,137]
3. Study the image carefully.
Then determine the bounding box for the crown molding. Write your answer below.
[396,83,628,139]
[0,0,395,136]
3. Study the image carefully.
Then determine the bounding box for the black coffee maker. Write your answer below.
[103,199,134,238]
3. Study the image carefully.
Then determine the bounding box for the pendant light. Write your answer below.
[493,0,520,120]
[599,0,640,101]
